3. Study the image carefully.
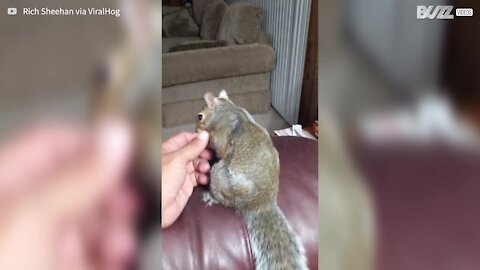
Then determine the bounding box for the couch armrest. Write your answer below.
[162,44,275,87]
[161,137,318,270]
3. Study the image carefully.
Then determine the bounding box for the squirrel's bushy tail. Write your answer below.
[242,204,309,270]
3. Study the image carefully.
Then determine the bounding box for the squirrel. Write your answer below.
[196,90,308,270]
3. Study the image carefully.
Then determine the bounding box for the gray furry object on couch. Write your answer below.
[168,40,227,53]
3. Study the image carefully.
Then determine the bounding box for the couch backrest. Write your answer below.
[192,0,228,40]
[192,0,207,24]
[192,0,263,43]
[217,2,262,45]
[200,0,228,40]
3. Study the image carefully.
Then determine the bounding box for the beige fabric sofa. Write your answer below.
[162,0,276,127]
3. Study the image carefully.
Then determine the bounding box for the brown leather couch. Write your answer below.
[161,136,318,269]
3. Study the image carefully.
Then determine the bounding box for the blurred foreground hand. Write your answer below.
[0,120,139,270]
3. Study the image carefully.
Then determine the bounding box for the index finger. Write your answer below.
[162,132,198,154]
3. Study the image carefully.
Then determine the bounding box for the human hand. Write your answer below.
[0,119,137,270]
[161,131,212,228]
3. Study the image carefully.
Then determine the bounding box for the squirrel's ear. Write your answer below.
[219,90,229,100]
[229,112,240,129]
[204,92,216,108]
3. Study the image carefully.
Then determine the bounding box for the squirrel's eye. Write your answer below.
[197,114,203,121]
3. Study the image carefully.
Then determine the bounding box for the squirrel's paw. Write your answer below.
[202,192,218,207]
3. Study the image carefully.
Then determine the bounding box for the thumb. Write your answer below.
[174,131,209,164]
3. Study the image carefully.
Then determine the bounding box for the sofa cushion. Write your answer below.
[192,0,208,25]
[162,73,271,127]
[162,44,275,87]
[162,73,270,104]
[163,89,270,127]
[162,7,199,37]
[200,0,227,40]
[217,3,262,45]
[256,31,273,46]
[162,37,201,54]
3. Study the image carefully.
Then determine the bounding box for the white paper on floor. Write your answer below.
[275,124,317,140]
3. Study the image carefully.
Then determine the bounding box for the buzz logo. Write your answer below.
[417,5,454,19]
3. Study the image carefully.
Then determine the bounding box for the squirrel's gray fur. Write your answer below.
[197,90,308,270]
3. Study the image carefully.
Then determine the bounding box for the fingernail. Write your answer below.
[198,131,209,141]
